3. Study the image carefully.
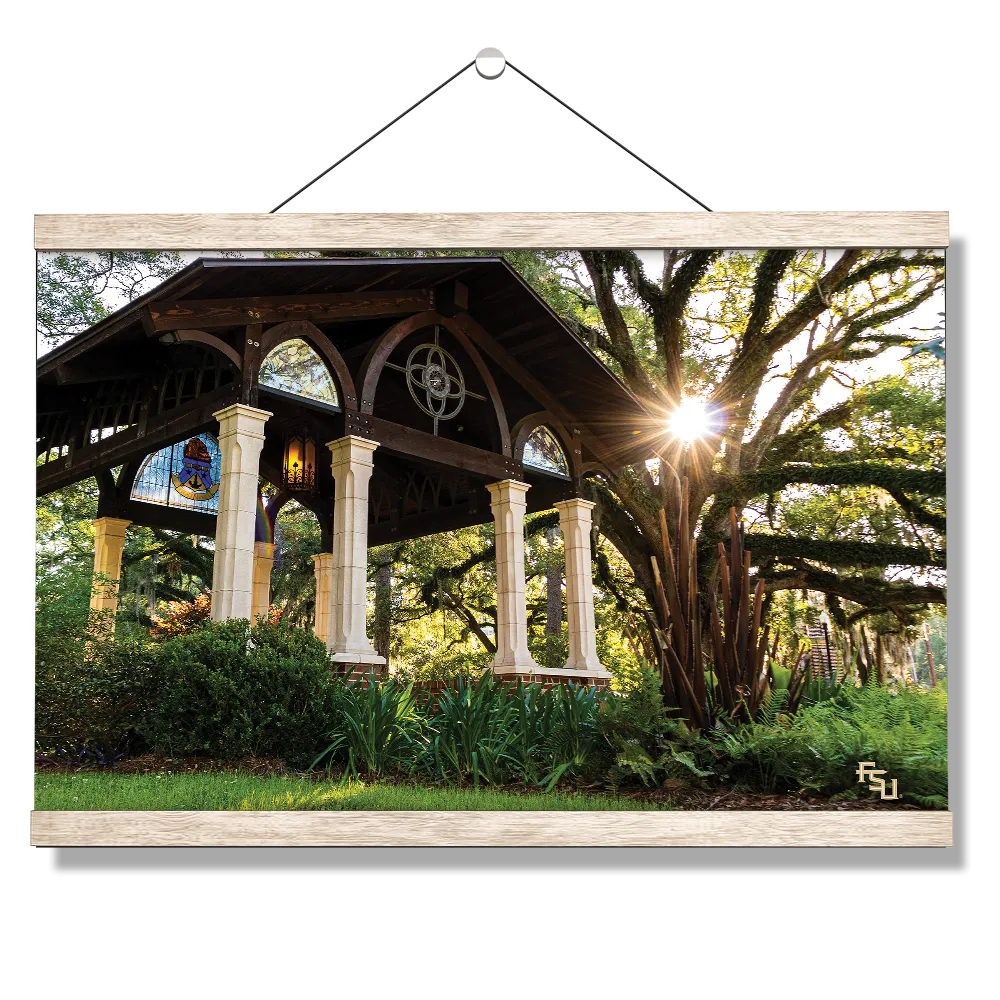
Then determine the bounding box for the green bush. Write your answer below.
[143,618,341,767]
[35,589,155,760]
[711,681,948,805]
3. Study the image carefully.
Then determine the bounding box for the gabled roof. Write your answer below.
[38,256,657,467]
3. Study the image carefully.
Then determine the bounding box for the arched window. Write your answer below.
[259,339,339,406]
[131,433,222,513]
[522,425,570,477]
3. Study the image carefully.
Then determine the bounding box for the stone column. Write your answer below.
[554,498,608,675]
[251,541,276,623]
[326,436,384,665]
[90,516,130,621]
[312,552,334,643]
[487,479,539,675]
[210,403,271,620]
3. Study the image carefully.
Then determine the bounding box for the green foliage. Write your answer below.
[597,663,711,786]
[37,251,183,346]
[315,675,612,789]
[545,684,602,788]
[421,675,520,785]
[710,681,947,803]
[313,676,424,778]
[35,620,153,761]
[268,498,323,626]
[148,593,213,639]
[143,619,340,767]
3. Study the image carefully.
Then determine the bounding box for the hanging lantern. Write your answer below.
[283,431,317,492]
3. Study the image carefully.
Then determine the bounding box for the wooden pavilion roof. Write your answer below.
[39,256,648,421]
[37,256,660,544]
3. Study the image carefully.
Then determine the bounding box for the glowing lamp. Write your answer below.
[283,431,317,492]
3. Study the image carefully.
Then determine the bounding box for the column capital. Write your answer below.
[254,541,277,558]
[327,435,379,465]
[311,552,334,566]
[213,403,272,438]
[554,497,596,516]
[486,479,531,504]
[93,516,131,536]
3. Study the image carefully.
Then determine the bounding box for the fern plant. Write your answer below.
[711,680,947,803]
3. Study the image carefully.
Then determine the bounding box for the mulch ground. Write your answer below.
[34,754,921,810]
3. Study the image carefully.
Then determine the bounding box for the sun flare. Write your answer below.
[668,398,713,443]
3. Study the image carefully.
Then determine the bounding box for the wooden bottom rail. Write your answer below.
[31,810,952,847]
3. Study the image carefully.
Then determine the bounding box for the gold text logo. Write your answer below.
[856,761,899,800]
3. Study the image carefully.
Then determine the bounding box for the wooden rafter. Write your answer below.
[146,290,434,331]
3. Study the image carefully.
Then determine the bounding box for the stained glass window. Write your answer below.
[523,425,570,477]
[259,339,339,406]
[130,432,222,513]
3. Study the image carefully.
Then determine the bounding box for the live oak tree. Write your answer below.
[541,248,945,645]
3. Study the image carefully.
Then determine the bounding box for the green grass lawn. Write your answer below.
[35,772,670,811]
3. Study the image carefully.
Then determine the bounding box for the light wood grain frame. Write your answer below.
[33,211,951,847]
[35,211,948,249]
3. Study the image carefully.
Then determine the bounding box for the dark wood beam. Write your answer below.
[355,414,522,483]
[37,309,147,377]
[507,331,564,357]
[524,477,578,511]
[170,329,242,369]
[54,362,143,385]
[147,291,434,331]
[97,497,218,537]
[433,280,469,316]
[450,312,623,473]
[366,474,574,546]
[369,504,488,547]
[37,384,238,497]
[241,324,262,405]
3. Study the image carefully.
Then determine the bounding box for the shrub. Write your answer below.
[597,663,712,786]
[148,593,212,640]
[143,618,340,766]
[36,621,154,761]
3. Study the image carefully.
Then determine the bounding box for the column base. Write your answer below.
[490,665,612,689]
[329,652,387,665]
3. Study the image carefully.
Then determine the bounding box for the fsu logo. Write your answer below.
[171,437,219,501]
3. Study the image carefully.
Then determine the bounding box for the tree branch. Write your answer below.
[758,565,946,609]
[742,533,944,568]
[886,488,947,532]
[711,250,864,414]
[581,251,661,401]
[731,462,945,498]
[655,250,721,405]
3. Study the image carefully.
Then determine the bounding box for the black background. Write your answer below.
[26,31,964,828]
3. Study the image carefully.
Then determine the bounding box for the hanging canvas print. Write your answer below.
[31,213,950,846]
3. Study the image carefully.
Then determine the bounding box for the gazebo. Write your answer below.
[36,256,655,685]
